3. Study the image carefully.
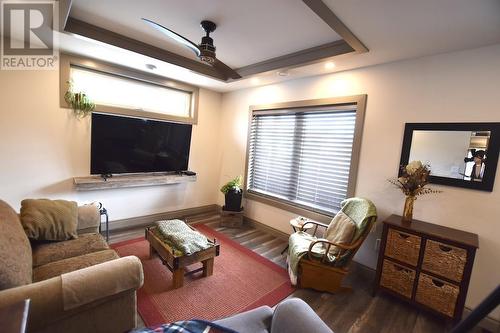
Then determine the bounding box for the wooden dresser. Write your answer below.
[374,215,479,323]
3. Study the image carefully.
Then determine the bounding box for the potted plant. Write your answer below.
[220,176,243,211]
[64,80,95,118]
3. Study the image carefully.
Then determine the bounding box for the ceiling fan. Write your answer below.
[142,18,241,80]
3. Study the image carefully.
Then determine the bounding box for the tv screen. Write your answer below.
[91,113,192,175]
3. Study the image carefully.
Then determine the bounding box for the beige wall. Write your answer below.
[217,43,500,318]
[0,69,223,220]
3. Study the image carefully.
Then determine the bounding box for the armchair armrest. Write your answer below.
[0,256,143,332]
[301,221,329,237]
[307,237,364,263]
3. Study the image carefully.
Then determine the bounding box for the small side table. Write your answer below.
[281,217,315,255]
[97,202,109,242]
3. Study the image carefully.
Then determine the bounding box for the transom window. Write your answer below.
[60,54,199,123]
[246,97,365,216]
[70,66,192,118]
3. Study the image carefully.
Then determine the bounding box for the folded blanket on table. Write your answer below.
[154,219,211,255]
[131,320,238,333]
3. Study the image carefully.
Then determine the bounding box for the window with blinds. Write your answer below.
[247,105,358,215]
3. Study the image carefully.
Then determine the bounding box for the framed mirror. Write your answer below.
[399,123,500,191]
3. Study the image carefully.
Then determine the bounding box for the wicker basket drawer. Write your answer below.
[422,240,467,282]
[385,228,421,266]
[380,259,416,298]
[415,273,459,317]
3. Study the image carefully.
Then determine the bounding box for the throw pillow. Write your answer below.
[0,200,32,290]
[324,211,356,256]
[20,199,78,241]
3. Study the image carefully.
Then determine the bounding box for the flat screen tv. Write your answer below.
[91,113,192,175]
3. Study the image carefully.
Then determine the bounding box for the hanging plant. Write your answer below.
[64,80,95,118]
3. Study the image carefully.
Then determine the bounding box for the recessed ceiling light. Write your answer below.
[250,77,260,84]
[324,62,335,70]
[277,71,289,77]
[145,63,157,70]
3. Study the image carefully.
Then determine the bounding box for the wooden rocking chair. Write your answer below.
[296,198,377,294]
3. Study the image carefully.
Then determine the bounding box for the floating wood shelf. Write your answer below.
[73,173,196,191]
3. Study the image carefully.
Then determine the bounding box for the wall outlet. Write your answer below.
[375,238,381,251]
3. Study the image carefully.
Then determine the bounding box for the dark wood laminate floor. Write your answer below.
[109,216,490,333]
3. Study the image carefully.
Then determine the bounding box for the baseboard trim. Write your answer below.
[243,216,289,241]
[107,204,219,232]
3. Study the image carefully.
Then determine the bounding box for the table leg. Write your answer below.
[172,268,184,288]
[202,258,214,277]
[149,244,156,259]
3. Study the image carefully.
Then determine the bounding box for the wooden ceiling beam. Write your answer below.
[302,0,368,53]
[236,40,353,77]
[64,17,227,81]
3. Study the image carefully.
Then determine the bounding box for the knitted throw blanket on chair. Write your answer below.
[154,219,212,255]
[287,197,377,285]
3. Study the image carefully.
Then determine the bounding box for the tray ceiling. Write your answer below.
[70,0,342,69]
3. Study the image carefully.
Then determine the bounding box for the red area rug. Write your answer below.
[112,224,294,327]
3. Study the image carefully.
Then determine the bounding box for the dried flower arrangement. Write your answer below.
[388,160,441,221]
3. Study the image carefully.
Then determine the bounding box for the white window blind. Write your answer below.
[247,106,357,215]
[70,66,192,118]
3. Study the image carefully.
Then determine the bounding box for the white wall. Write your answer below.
[217,44,500,318]
[0,68,223,220]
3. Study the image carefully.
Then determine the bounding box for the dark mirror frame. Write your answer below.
[399,122,500,192]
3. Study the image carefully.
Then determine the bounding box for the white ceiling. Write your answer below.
[70,0,341,69]
[61,0,500,92]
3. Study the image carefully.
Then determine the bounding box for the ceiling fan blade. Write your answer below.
[213,59,241,80]
[142,18,201,57]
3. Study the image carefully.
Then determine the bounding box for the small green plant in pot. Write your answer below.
[64,80,95,118]
[220,176,243,212]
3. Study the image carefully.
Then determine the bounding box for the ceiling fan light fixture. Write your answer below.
[142,18,241,79]
[199,33,216,64]
[199,49,216,64]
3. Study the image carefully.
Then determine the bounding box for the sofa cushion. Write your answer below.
[32,233,109,267]
[33,249,119,282]
[0,200,33,290]
[270,298,333,333]
[215,305,273,333]
[20,199,78,241]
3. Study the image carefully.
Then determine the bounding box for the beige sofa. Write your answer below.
[0,200,144,333]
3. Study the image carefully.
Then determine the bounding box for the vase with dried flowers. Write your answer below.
[388,160,441,222]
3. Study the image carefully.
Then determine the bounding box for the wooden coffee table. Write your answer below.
[145,226,220,289]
